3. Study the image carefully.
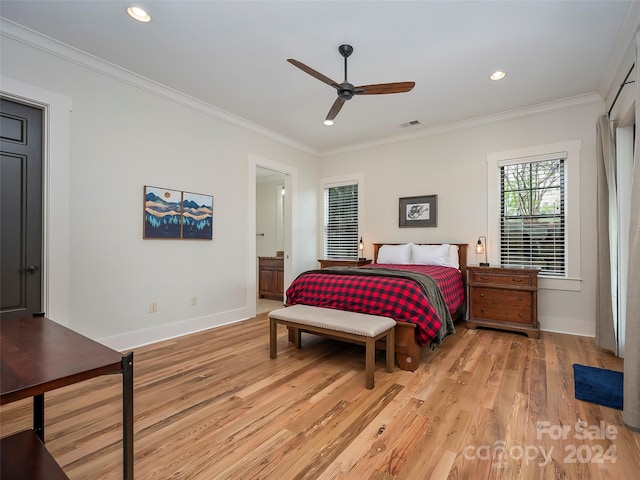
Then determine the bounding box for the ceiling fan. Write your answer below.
[287,44,415,123]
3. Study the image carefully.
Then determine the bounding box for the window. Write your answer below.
[487,140,582,291]
[500,156,565,276]
[323,180,359,259]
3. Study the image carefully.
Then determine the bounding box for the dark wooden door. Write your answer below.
[1,98,44,319]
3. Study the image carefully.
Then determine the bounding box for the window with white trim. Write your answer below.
[487,140,582,291]
[500,154,565,276]
[323,180,359,259]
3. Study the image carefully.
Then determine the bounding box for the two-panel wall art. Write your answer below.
[143,186,213,240]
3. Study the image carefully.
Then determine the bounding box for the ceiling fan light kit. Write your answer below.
[288,44,415,123]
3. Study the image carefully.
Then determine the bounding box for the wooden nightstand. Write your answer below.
[318,258,372,268]
[466,266,540,338]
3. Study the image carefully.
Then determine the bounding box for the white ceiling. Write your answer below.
[1,1,637,154]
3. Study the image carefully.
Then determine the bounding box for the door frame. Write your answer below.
[1,76,72,324]
[248,154,297,316]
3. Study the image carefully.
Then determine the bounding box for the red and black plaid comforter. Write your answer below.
[285,264,464,346]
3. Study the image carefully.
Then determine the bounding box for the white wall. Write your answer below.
[1,32,319,349]
[320,101,604,337]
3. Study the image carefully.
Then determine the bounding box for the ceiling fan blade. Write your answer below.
[355,82,415,95]
[287,59,340,89]
[326,97,345,121]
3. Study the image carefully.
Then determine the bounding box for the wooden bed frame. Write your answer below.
[370,243,468,371]
[287,243,468,372]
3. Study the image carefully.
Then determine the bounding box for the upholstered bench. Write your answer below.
[268,305,396,389]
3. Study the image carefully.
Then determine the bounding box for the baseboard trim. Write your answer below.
[99,307,251,352]
[539,315,595,337]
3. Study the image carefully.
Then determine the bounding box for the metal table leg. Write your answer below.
[33,393,44,442]
[122,352,134,480]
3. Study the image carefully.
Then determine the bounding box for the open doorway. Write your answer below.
[256,167,286,314]
[247,155,297,317]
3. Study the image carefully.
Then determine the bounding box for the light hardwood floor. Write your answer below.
[1,313,639,479]
[257,298,285,314]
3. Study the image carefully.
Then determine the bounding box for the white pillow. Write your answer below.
[411,243,451,267]
[377,243,412,264]
[449,244,460,269]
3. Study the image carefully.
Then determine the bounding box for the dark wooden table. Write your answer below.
[1,315,133,479]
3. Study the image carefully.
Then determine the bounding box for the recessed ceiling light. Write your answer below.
[490,70,506,81]
[127,6,151,23]
[324,120,334,126]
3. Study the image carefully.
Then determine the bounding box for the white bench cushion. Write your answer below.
[269,305,396,337]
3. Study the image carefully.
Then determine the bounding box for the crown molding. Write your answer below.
[320,92,603,157]
[0,17,607,159]
[0,18,319,156]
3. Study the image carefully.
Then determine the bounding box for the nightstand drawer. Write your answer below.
[471,271,531,286]
[472,288,533,324]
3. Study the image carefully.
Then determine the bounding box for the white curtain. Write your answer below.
[623,32,640,431]
[595,113,617,353]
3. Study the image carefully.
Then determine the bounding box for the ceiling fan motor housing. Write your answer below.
[338,83,355,100]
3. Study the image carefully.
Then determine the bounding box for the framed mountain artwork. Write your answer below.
[143,186,213,240]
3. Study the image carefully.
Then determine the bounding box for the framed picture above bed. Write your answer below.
[399,194,437,228]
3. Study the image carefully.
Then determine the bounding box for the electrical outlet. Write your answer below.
[149,302,158,313]
[190,296,198,306]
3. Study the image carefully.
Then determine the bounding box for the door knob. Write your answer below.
[20,265,39,274]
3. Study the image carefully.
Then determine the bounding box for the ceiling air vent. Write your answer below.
[401,120,421,128]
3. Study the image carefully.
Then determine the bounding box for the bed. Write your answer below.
[285,242,468,371]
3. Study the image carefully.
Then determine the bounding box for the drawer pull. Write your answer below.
[480,293,484,298]
[512,278,524,283]
[480,276,489,280]
[519,313,524,317]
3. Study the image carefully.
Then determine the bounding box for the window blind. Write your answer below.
[500,157,566,276]
[324,182,358,259]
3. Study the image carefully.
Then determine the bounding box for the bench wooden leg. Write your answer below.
[270,318,277,359]
[386,327,395,373]
[294,327,302,348]
[287,326,302,348]
[365,337,375,390]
